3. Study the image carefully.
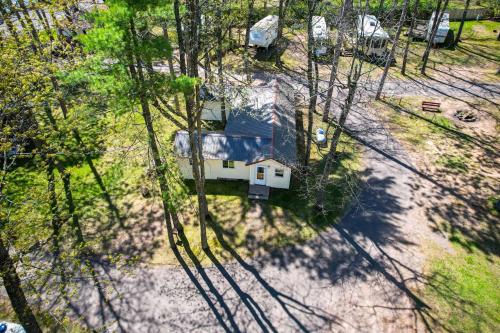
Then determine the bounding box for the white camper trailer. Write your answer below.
[426,11,450,44]
[312,16,329,56]
[249,15,279,48]
[357,15,389,58]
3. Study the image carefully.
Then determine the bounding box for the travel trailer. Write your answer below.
[312,16,329,56]
[249,15,279,48]
[357,15,389,58]
[426,11,450,44]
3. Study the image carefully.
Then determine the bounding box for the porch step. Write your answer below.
[248,184,270,200]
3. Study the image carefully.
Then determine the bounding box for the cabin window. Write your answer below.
[275,168,284,177]
[189,158,193,165]
[223,160,235,168]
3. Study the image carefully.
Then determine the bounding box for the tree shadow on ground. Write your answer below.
[379,99,499,257]
[404,74,499,117]
[457,43,500,63]
[203,163,453,331]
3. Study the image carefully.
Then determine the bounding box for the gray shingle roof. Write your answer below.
[174,79,297,166]
[174,131,272,163]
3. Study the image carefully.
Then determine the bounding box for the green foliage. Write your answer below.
[171,75,199,95]
[78,0,191,114]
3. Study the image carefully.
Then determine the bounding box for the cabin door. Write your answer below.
[255,165,266,185]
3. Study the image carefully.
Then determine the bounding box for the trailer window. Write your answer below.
[223,160,235,168]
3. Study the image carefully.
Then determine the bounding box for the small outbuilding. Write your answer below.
[199,85,224,121]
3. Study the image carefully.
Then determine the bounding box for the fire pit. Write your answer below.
[454,109,477,122]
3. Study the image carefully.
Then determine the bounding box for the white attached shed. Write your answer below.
[249,15,279,48]
[357,15,389,57]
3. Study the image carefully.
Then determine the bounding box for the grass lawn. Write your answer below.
[423,237,500,333]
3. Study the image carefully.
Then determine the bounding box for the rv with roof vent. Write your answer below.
[357,15,389,58]
[249,15,279,48]
[426,11,450,44]
[312,16,329,56]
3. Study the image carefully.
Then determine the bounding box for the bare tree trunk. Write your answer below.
[454,0,471,46]
[323,0,351,122]
[201,13,212,82]
[174,0,187,75]
[185,0,209,249]
[275,0,289,68]
[128,18,177,248]
[216,4,227,126]
[316,62,363,210]
[421,0,448,74]
[0,236,42,333]
[244,0,254,83]
[162,22,182,114]
[376,0,410,100]
[401,0,420,75]
[304,0,318,167]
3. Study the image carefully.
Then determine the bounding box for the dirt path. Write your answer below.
[45,73,479,332]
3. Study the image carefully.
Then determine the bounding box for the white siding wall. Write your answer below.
[177,157,291,189]
[204,160,250,180]
[176,157,249,180]
[201,101,222,121]
[249,160,291,189]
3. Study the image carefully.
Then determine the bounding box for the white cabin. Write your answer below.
[174,80,297,191]
[357,15,389,57]
[426,12,450,44]
[312,16,329,56]
[249,15,279,48]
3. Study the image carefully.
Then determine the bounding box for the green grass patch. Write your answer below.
[376,98,459,149]
[436,153,470,172]
[486,196,499,217]
[424,239,500,333]
[0,297,88,333]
